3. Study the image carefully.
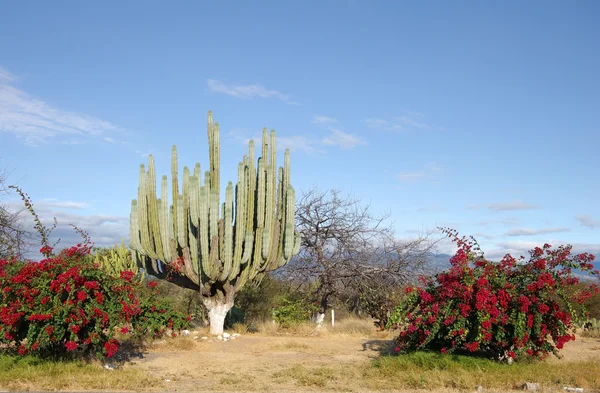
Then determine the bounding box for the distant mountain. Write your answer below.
[426,253,452,272]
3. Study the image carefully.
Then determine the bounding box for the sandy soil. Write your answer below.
[124,332,600,393]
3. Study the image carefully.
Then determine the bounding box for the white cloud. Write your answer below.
[366,111,436,132]
[0,66,122,146]
[276,135,321,154]
[207,79,299,105]
[322,129,365,149]
[39,199,90,209]
[398,172,425,181]
[505,227,570,236]
[488,200,538,212]
[5,197,128,259]
[487,240,600,261]
[398,162,445,183]
[0,66,16,82]
[365,118,403,131]
[227,128,321,154]
[397,111,431,129]
[312,115,338,125]
[576,214,600,229]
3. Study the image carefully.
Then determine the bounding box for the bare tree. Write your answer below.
[282,187,436,323]
[0,169,32,259]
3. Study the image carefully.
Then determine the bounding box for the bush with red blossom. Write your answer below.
[389,228,600,360]
[0,243,190,359]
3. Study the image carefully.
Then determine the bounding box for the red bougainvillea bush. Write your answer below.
[0,243,190,359]
[389,228,599,360]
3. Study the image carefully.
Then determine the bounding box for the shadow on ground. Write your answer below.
[361,339,396,356]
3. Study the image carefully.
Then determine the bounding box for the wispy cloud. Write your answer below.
[398,162,445,182]
[365,118,403,131]
[39,199,90,209]
[0,65,122,146]
[398,172,425,181]
[0,67,16,82]
[576,214,600,229]
[366,110,437,132]
[227,128,321,154]
[207,79,299,105]
[311,115,365,150]
[397,111,432,129]
[488,200,538,212]
[277,135,322,154]
[312,115,338,125]
[322,129,365,149]
[505,227,570,236]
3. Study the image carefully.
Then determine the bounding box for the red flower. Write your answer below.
[148,281,158,289]
[120,327,129,334]
[84,281,99,290]
[120,271,135,282]
[104,339,120,358]
[77,291,87,302]
[65,341,78,351]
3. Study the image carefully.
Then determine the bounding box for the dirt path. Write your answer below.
[128,334,391,392]
[125,333,600,392]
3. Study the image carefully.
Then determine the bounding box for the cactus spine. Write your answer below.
[130,111,301,335]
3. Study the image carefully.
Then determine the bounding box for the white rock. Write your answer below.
[563,388,584,392]
[103,364,116,370]
[182,330,190,336]
[223,338,229,342]
[165,379,171,383]
[523,382,540,391]
[201,336,208,340]
[232,333,240,338]
[222,332,231,338]
[217,335,223,340]
[193,336,199,339]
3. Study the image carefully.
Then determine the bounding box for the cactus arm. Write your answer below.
[171,146,179,246]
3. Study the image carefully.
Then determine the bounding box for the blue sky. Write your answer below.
[1,0,599,261]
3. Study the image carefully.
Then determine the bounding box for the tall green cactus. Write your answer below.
[130,111,301,334]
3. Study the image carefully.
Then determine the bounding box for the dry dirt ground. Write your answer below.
[122,332,600,393]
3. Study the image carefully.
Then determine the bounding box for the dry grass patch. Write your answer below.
[251,316,391,339]
[365,352,600,391]
[0,354,161,391]
[270,351,600,392]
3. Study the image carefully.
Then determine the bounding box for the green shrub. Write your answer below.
[273,297,319,327]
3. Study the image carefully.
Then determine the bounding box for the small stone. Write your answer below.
[232,333,240,338]
[223,338,229,342]
[165,379,171,383]
[201,336,208,340]
[193,336,199,339]
[103,364,116,370]
[222,332,231,338]
[523,382,540,391]
[182,330,190,336]
[476,385,483,392]
[563,388,584,392]
[216,335,223,340]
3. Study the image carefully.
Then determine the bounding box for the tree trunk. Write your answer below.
[202,296,234,335]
